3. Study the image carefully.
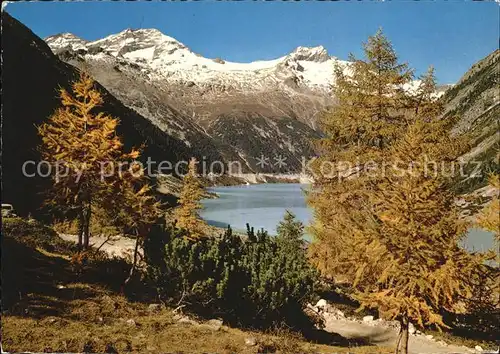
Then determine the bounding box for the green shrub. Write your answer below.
[144,212,318,328]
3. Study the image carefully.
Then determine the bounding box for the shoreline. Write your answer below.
[206,172,314,187]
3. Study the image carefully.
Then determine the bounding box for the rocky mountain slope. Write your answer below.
[45,29,339,100]
[45,27,456,176]
[442,50,499,193]
[45,29,333,173]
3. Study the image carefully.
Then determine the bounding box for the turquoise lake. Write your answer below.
[200,183,495,251]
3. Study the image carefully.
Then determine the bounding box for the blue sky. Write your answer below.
[5,1,499,84]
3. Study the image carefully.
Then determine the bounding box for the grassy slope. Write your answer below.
[1,218,388,354]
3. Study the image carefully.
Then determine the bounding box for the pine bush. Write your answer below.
[144,214,317,328]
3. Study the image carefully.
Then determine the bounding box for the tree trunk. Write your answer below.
[123,230,141,290]
[396,316,409,354]
[77,209,84,250]
[83,204,91,249]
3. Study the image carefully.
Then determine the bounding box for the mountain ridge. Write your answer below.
[45,27,328,173]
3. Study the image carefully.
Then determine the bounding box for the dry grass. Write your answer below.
[2,289,390,353]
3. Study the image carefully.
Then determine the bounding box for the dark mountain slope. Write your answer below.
[1,12,194,216]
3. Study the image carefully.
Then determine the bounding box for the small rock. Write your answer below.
[315,299,328,309]
[425,334,434,340]
[363,315,374,323]
[203,319,223,331]
[47,318,57,324]
[57,285,66,289]
[408,322,416,335]
[416,330,422,335]
[245,337,257,346]
[97,316,103,323]
[437,340,447,346]
[126,319,136,327]
[147,304,164,313]
[474,345,483,352]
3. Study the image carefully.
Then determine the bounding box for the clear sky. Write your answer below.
[5,1,499,84]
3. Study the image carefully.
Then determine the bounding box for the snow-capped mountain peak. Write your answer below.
[287,45,330,63]
[41,26,447,175]
[72,28,189,62]
[45,28,344,93]
[45,32,88,51]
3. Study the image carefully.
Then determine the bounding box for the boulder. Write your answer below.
[315,299,328,309]
[408,322,416,335]
[363,315,374,323]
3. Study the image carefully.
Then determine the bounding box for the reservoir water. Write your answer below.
[200,183,495,251]
[201,183,311,235]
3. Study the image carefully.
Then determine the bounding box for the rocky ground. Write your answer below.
[307,300,490,354]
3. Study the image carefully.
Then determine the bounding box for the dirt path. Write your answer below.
[58,233,141,262]
[324,318,475,354]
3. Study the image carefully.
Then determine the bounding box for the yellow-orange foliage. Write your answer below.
[103,163,163,236]
[38,72,145,248]
[308,31,492,354]
[173,158,207,239]
[477,173,500,241]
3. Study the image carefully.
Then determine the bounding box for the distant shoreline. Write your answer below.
[207,173,314,187]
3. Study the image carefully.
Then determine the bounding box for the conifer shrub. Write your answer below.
[144,213,318,328]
